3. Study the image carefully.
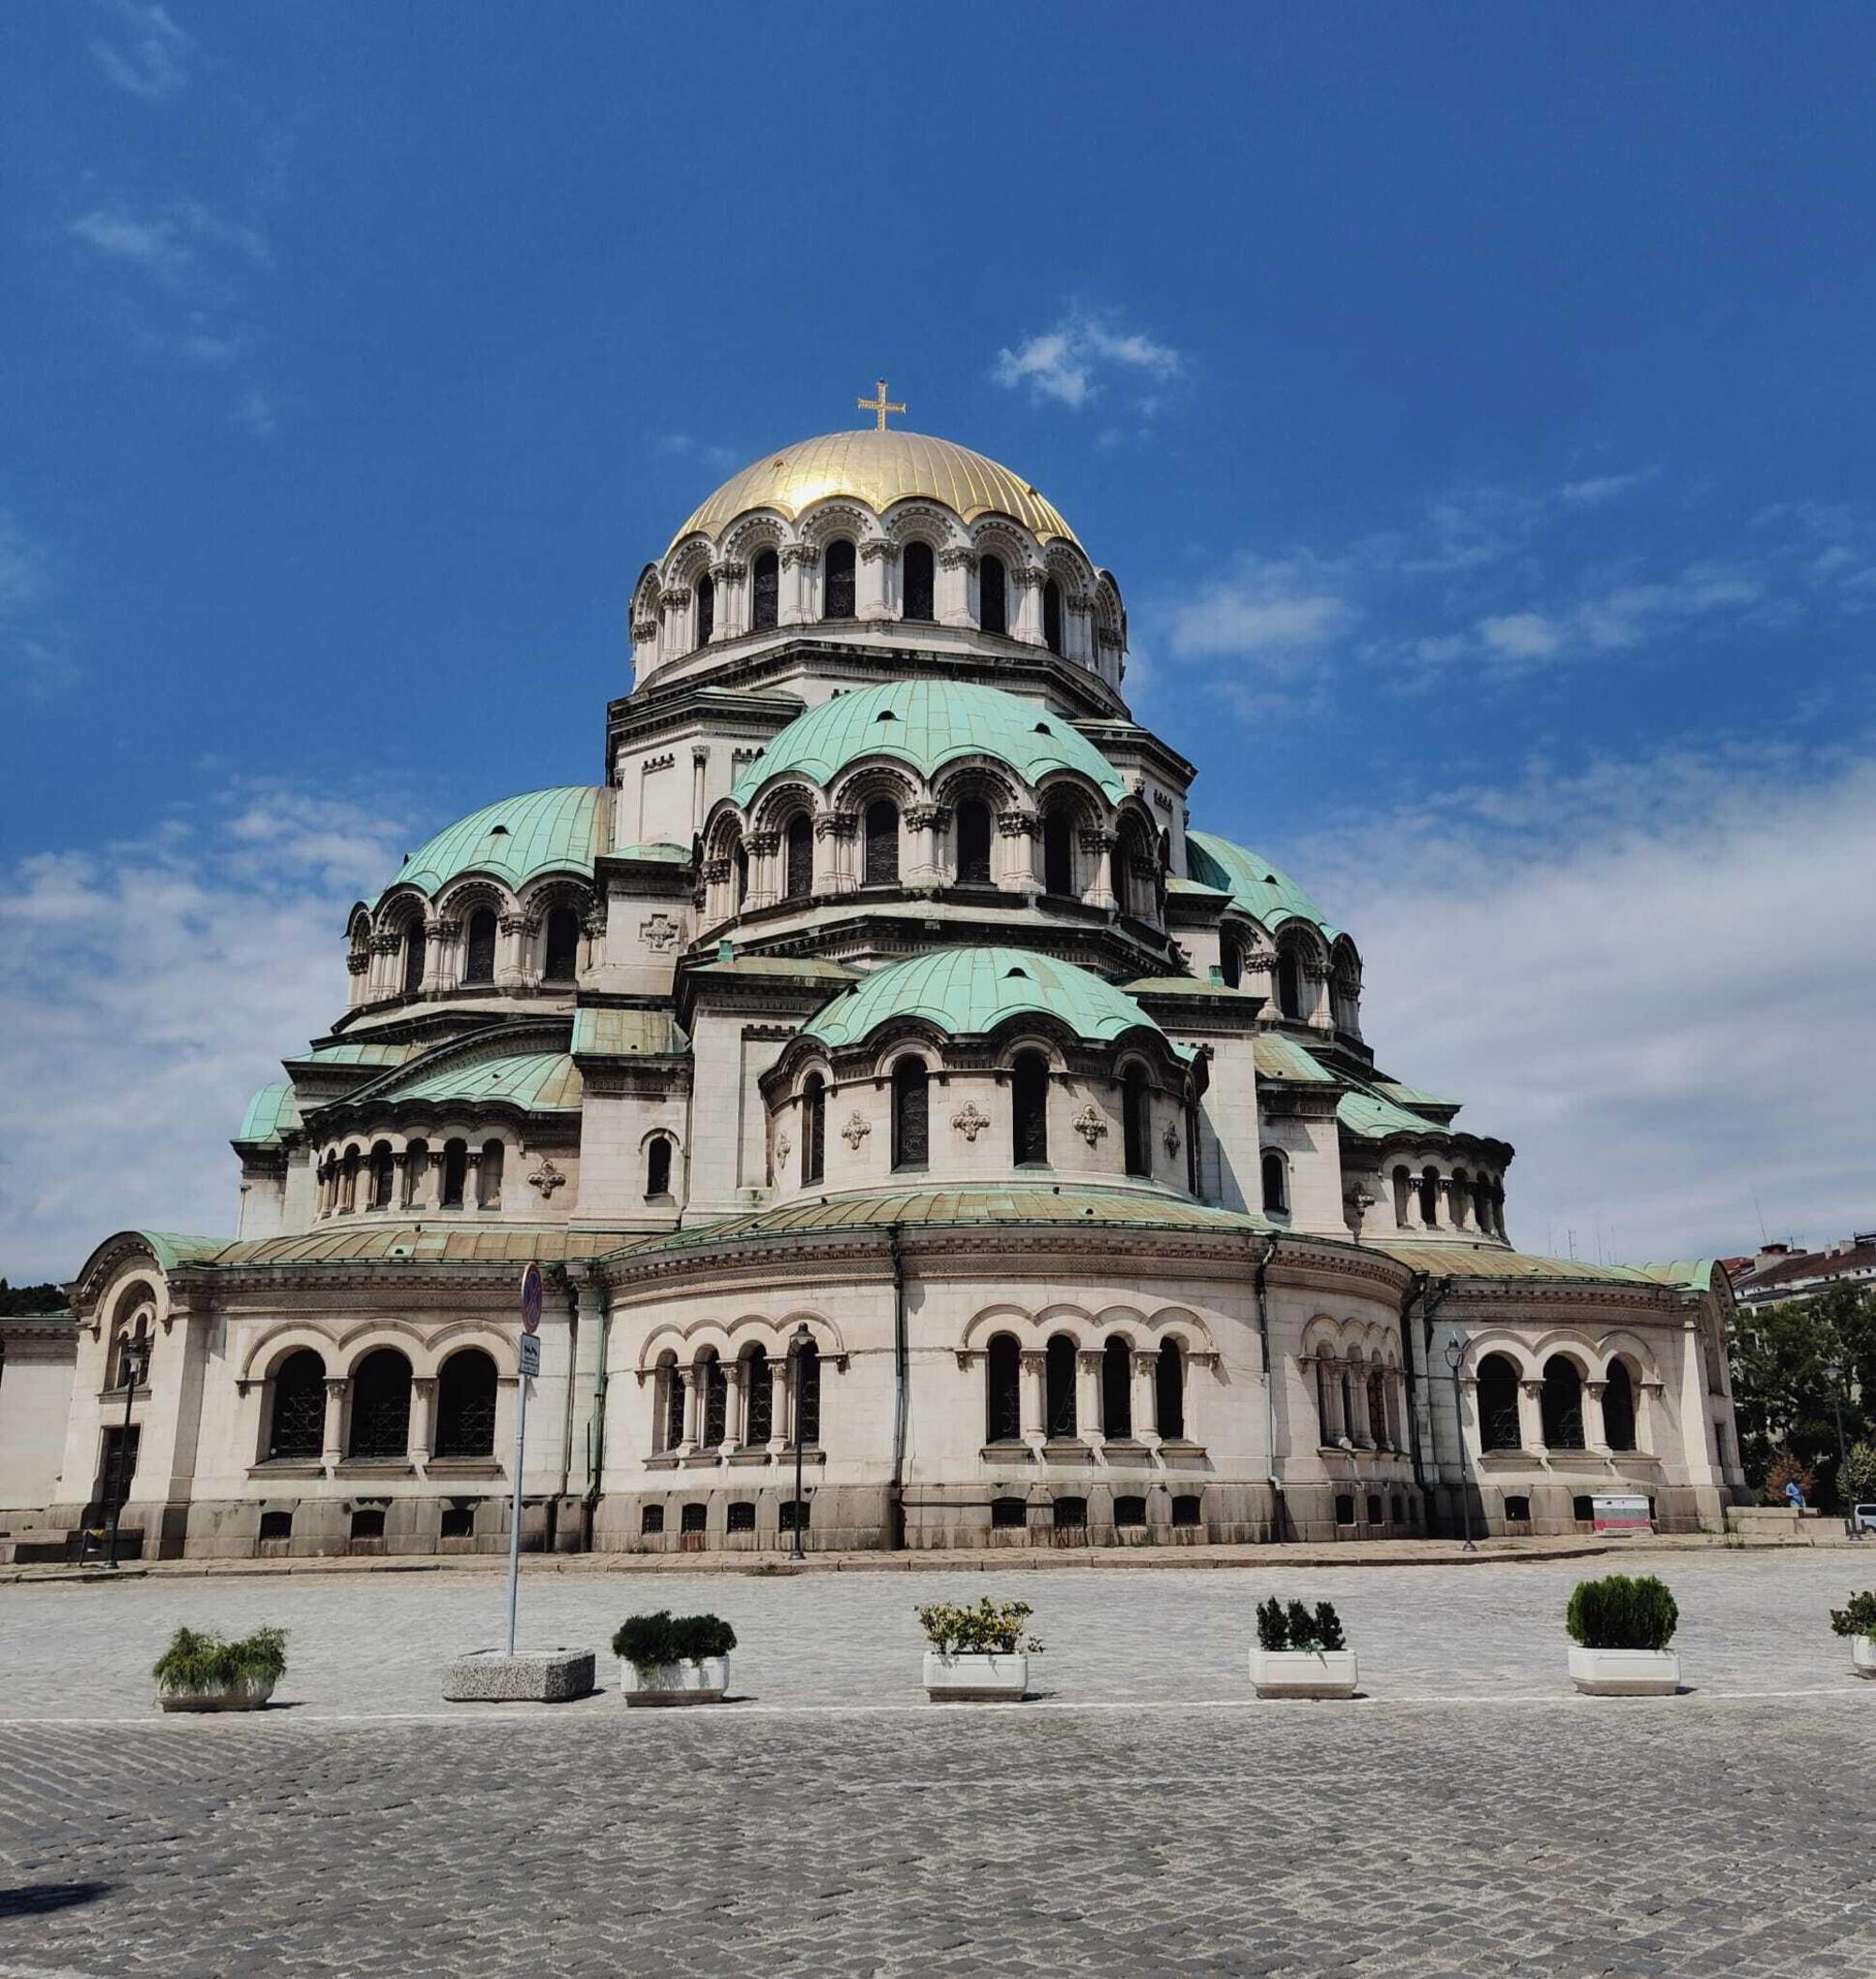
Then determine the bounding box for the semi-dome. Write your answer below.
[730,678,1125,808]
[673,429,1081,550]
[803,945,1175,1052]
[1187,829,1338,937]
[381,787,604,902]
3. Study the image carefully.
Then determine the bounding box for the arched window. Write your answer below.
[794,1337,821,1445]
[401,920,427,996]
[645,1135,673,1200]
[700,1352,727,1448]
[543,905,580,981]
[694,572,715,646]
[902,540,934,621]
[348,1349,413,1459]
[1261,1149,1289,1215]
[1604,1360,1638,1451]
[1419,1165,1441,1227]
[441,1139,468,1209]
[800,1073,825,1185]
[1313,1352,1336,1443]
[1044,1334,1077,1441]
[1476,1353,1521,1451]
[435,1348,497,1458]
[863,800,899,885]
[1011,1050,1050,1166]
[1276,947,1302,1020]
[1122,1065,1151,1178]
[979,553,1007,635]
[660,1353,685,1451]
[956,799,992,885]
[1220,940,1242,990]
[1156,1338,1185,1440]
[743,1345,772,1444]
[890,1056,929,1171]
[823,538,855,619]
[477,1139,504,1209]
[1042,577,1064,655]
[985,1334,1021,1444]
[463,908,497,985]
[1040,807,1073,896]
[732,838,749,908]
[784,813,813,900]
[1368,1369,1389,1449]
[368,1141,395,1211]
[1101,1335,1132,1440]
[267,1349,325,1460]
[1542,1356,1586,1450]
[1392,1165,1412,1227]
[340,1144,361,1213]
[751,549,779,630]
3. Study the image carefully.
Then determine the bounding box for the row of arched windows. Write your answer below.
[318,1138,506,1216]
[1312,1352,1405,1450]
[1391,1164,1505,1235]
[652,1342,822,1453]
[1475,1353,1638,1453]
[265,1347,497,1462]
[984,1334,1188,1444]
[379,902,582,1000]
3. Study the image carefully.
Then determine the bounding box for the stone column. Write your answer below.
[744,830,780,910]
[367,931,399,999]
[1066,594,1094,664]
[1081,828,1117,912]
[769,1355,793,1457]
[1583,1380,1610,1453]
[779,543,817,627]
[345,951,371,1007]
[997,812,1039,895]
[425,917,457,995]
[1075,1351,1103,1447]
[1518,1378,1547,1454]
[937,546,976,627]
[711,560,747,641]
[1639,1378,1666,1456]
[813,812,855,895]
[1011,565,1047,645]
[679,1365,701,1455]
[1019,1351,1046,1444]
[1131,1352,1160,1445]
[659,585,691,659]
[858,539,893,619]
[495,914,529,990]
[904,804,948,886]
[721,1360,745,1457]
[410,1377,436,1466]
[321,1377,349,1469]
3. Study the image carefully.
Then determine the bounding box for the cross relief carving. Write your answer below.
[1073,1105,1109,1147]
[840,1112,871,1150]
[950,1102,991,1142]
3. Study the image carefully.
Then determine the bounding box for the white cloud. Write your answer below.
[89,0,190,102]
[994,310,1182,412]
[650,433,738,472]
[68,195,272,370]
[1169,570,1353,662]
[0,786,415,1280]
[232,386,278,439]
[1559,470,1651,506]
[0,509,80,700]
[1477,611,1565,660]
[1300,745,1876,1259]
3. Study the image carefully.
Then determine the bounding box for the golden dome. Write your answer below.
[671,429,1081,551]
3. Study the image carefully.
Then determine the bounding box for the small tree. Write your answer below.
[1763,1448,1817,1507]
[1566,1575,1678,1651]
[1838,1443,1876,1508]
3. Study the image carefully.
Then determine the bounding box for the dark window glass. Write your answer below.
[259,1510,294,1541]
[369,1141,394,1208]
[1101,1336,1132,1439]
[1261,1150,1288,1214]
[695,573,715,645]
[1335,1493,1355,1525]
[733,839,749,906]
[662,1365,685,1450]
[543,905,580,980]
[991,1495,1026,1530]
[1042,809,1073,896]
[863,800,899,884]
[1123,1066,1150,1177]
[891,1057,929,1170]
[1220,941,1241,990]
[351,1507,386,1540]
[1012,1050,1050,1166]
[641,1503,664,1534]
[824,539,855,619]
[779,1498,810,1533]
[436,1349,497,1458]
[1367,1492,1383,1525]
[1541,1357,1585,1450]
[1043,577,1063,655]
[1277,949,1302,1020]
[680,1502,707,1533]
[979,555,1007,635]
[956,801,992,885]
[442,1139,467,1209]
[1369,1369,1389,1447]
[440,1505,474,1539]
[1477,1354,1521,1451]
[268,1351,325,1460]
[744,1347,772,1444]
[464,909,497,984]
[1156,1338,1185,1440]
[727,1501,756,1533]
[1573,1494,1595,1522]
[1051,1495,1086,1530]
[801,1074,825,1185]
[752,550,779,630]
[94,1425,140,1514]
[1113,1494,1147,1528]
[1603,1361,1637,1451]
[902,540,934,621]
[784,815,813,899]
[646,1136,673,1199]
[794,1339,821,1445]
[401,923,427,995]
[1505,1495,1532,1521]
[1420,1166,1441,1226]
[701,1356,727,1448]
[348,1350,412,1459]
[1171,1492,1203,1528]
[1045,1335,1078,1440]
[986,1335,1021,1443]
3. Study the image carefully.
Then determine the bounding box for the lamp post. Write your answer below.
[105,1334,146,1570]
[789,1321,812,1561]
[1443,1337,1476,1552]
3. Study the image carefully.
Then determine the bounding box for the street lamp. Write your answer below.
[789,1321,812,1562]
[105,1332,147,1570]
[1443,1337,1476,1552]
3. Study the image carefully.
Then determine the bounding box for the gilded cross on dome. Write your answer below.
[857,378,906,431]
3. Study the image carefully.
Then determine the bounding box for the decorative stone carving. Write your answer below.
[631,617,660,644]
[840,1112,871,1150]
[1073,1106,1109,1147]
[346,953,370,975]
[528,1157,567,1198]
[779,542,820,568]
[859,539,894,563]
[997,810,1038,838]
[1162,1122,1181,1158]
[640,913,681,953]
[774,1133,790,1166]
[951,1102,991,1142]
[939,546,979,570]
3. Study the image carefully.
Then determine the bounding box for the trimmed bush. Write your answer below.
[1256,1598,1346,1652]
[612,1611,737,1670]
[1565,1574,1679,1651]
[1828,1591,1876,1640]
[916,1598,1042,1655]
[151,1625,288,1695]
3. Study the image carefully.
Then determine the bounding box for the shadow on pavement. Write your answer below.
[0,1880,111,1919]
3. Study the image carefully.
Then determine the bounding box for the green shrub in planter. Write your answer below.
[1566,1575,1679,1651]
[1255,1598,1345,1652]
[1828,1591,1876,1639]
[915,1598,1043,1655]
[151,1625,288,1695]
[612,1612,737,1670]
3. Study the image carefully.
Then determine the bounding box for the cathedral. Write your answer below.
[2,404,1747,1559]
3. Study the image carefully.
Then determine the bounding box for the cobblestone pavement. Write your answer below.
[2,1552,1873,1976]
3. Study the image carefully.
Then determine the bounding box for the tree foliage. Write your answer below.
[0,1280,68,1317]
[1728,1285,1876,1509]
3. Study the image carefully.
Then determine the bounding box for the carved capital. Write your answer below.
[859,539,894,564]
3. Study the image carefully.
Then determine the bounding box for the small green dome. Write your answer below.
[381,787,604,902]
[730,680,1125,808]
[235,1080,299,1145]
[1187,829,1339,938]
[803,945,1174,1052]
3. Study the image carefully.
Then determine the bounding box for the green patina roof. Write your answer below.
[235,1080,300,1145]
[1187,829,1338,937]
[295,1039,429,1068]
[803,946,1178,1053]
[1253,1034,1339,1083]
[1376,1240,1703,1291]
[570,1007,688,1057]
[382,787,604,902]
[1626,1259,1724,1294]
[379,1050,584,1112]
[729,679,1125,807]
[215,1223,622,1269]
[1337,1087,1449,1141]
[1377,1080,1458,1111]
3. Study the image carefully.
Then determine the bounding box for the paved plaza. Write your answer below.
[2,1552,1873,1976]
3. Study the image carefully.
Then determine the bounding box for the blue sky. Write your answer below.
[4,3,1875,1277]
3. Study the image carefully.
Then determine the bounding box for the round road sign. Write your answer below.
[520,1261,543,1335]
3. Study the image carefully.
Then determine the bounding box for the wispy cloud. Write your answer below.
[0,509,81,701]
[232,386,278,439]
[1168,557,1354,666]
[1559,468,1653,506]
[88,0,190,103]
[650,433,740,473]
[994,309,1183,413]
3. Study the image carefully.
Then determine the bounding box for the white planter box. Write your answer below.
[158,1674,278,1714]
[1568,1646,1681,1696]
[922,1651,1029,1701]
[1852,1636,1876,1679]
[619,1655,729,1706]
[1250,1648,1358,1699]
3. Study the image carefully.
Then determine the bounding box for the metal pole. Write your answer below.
[505,1363,529,1654]
[105,1342,140,1569]
[791,1323,808,1561]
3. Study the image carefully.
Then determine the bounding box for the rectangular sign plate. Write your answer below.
[517,1332,541,1379]
[1591,1492,1652,1535]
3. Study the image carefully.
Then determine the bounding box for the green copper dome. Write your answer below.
[730,680,1125,808]
[803,945,1180,1053]
[1187,829,1338,937]
[381,787,604,902]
